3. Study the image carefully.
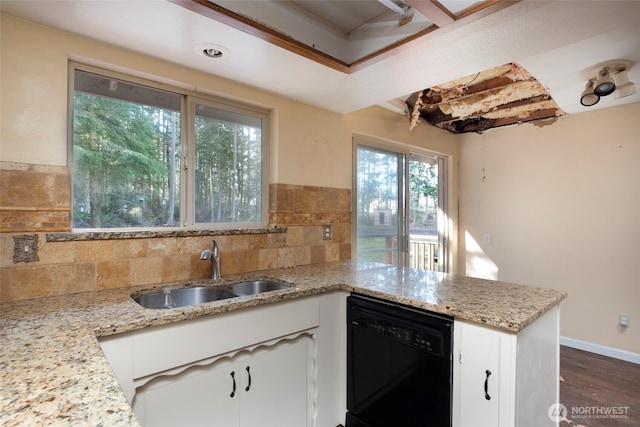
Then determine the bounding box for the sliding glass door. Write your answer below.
[355,143,447,272]
[355,145,404,266]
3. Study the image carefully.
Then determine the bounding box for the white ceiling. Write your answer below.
[2,0,640,118]
[213,0,436,63]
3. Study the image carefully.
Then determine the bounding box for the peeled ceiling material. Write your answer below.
[407,62,565,134]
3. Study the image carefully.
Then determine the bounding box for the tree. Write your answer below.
[409,160,438,225]
[194,114,262,224]
[73,93,173,228]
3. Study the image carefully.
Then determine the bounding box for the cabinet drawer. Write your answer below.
[131,297,319,379]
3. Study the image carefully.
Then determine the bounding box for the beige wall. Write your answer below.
[0,15,459,300]
[2,12,636,355]
[0,14,457,191]
[0,14,350,188]
[458,103,640,354]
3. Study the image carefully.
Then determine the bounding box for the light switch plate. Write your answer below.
[13,234,40,263]
[619,314,629,327]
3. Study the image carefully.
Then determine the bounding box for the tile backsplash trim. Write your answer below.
[0,162,71,232]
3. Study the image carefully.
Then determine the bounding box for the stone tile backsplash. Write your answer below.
[0,164,351,301]
[0,162,71,232]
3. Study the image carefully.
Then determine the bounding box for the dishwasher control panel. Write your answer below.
[352,317,444,356]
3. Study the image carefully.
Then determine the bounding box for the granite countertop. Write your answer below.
[0,261,567,426]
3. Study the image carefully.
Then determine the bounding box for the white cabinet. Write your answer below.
[452,305,560,427]
[237,337,311,427]
[136,335,313,427]
[100,291,558,427]
[141,357,238,427]
[99,296,323,427]
[453,319,513,427]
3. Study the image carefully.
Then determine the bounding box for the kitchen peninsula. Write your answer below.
[0,261,566,426]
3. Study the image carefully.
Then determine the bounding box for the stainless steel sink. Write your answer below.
[227,280,291,296]
[133,286,238,309]
[132,279,293,309]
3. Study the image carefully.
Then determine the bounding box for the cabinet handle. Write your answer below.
[230,371,236,398]
[484,369,492,400]
[245,366,252,392]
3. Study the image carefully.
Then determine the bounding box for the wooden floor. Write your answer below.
[560,346,640,426]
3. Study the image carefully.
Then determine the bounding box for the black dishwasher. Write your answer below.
[346,294,453,427]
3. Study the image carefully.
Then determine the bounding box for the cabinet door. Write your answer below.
[240,336,312,427]
[141,358,239,427]
[455,321,512,427]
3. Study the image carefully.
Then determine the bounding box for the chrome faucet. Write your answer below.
[200,240,221,279]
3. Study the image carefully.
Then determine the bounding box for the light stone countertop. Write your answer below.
[0,261,567,426]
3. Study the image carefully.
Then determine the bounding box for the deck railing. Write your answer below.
[381,236,438,271]
[409,240,437,271]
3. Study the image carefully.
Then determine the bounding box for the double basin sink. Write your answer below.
[133,279,292,309]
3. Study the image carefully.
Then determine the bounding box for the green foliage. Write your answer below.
[194,113,262,224]
[356,147,438,227]
[409,160,438,226]
[72,90,261,229]
[72,93,179,228]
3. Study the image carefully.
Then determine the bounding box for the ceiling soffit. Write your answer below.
[171,0,513,73]
[406,62,565,134]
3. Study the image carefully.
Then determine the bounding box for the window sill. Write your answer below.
[46,227,287,242]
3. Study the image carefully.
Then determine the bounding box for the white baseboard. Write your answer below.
[560,336,640,364]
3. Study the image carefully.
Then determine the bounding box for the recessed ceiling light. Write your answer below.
[194,43,230,59]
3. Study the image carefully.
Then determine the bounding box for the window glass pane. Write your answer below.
[194,103,262,224]
[355,143,444,272]
[409,154,439,271]
[355,145,400,265]
[72,71,181,228]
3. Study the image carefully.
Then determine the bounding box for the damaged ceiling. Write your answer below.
[173,1,567,134]
[405,62,565,134]
[3,1,639,128]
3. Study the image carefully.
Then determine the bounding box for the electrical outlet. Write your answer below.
[323,225,332,240]
[619,314,629,327]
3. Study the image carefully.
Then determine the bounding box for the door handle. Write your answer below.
[484,369,492,400]
[230,371,236,398]
[245,366,252,392]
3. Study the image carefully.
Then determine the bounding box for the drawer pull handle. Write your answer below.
[245,366,252,392]
[484,369,492,400]
[230,371,236,398]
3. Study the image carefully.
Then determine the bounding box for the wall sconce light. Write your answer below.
[580,60,635,107]
[580,80,599,106]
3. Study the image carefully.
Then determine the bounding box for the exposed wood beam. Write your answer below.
[488,107,561,128]
[435,107,561,133]
[405,0,455,26]
[424,95,556,125]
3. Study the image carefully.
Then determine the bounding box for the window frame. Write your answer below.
[352,134,450,273]
[68,62,270,231]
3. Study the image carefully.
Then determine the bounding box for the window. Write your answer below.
[354,140,448,272]
[70,65,268,230]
